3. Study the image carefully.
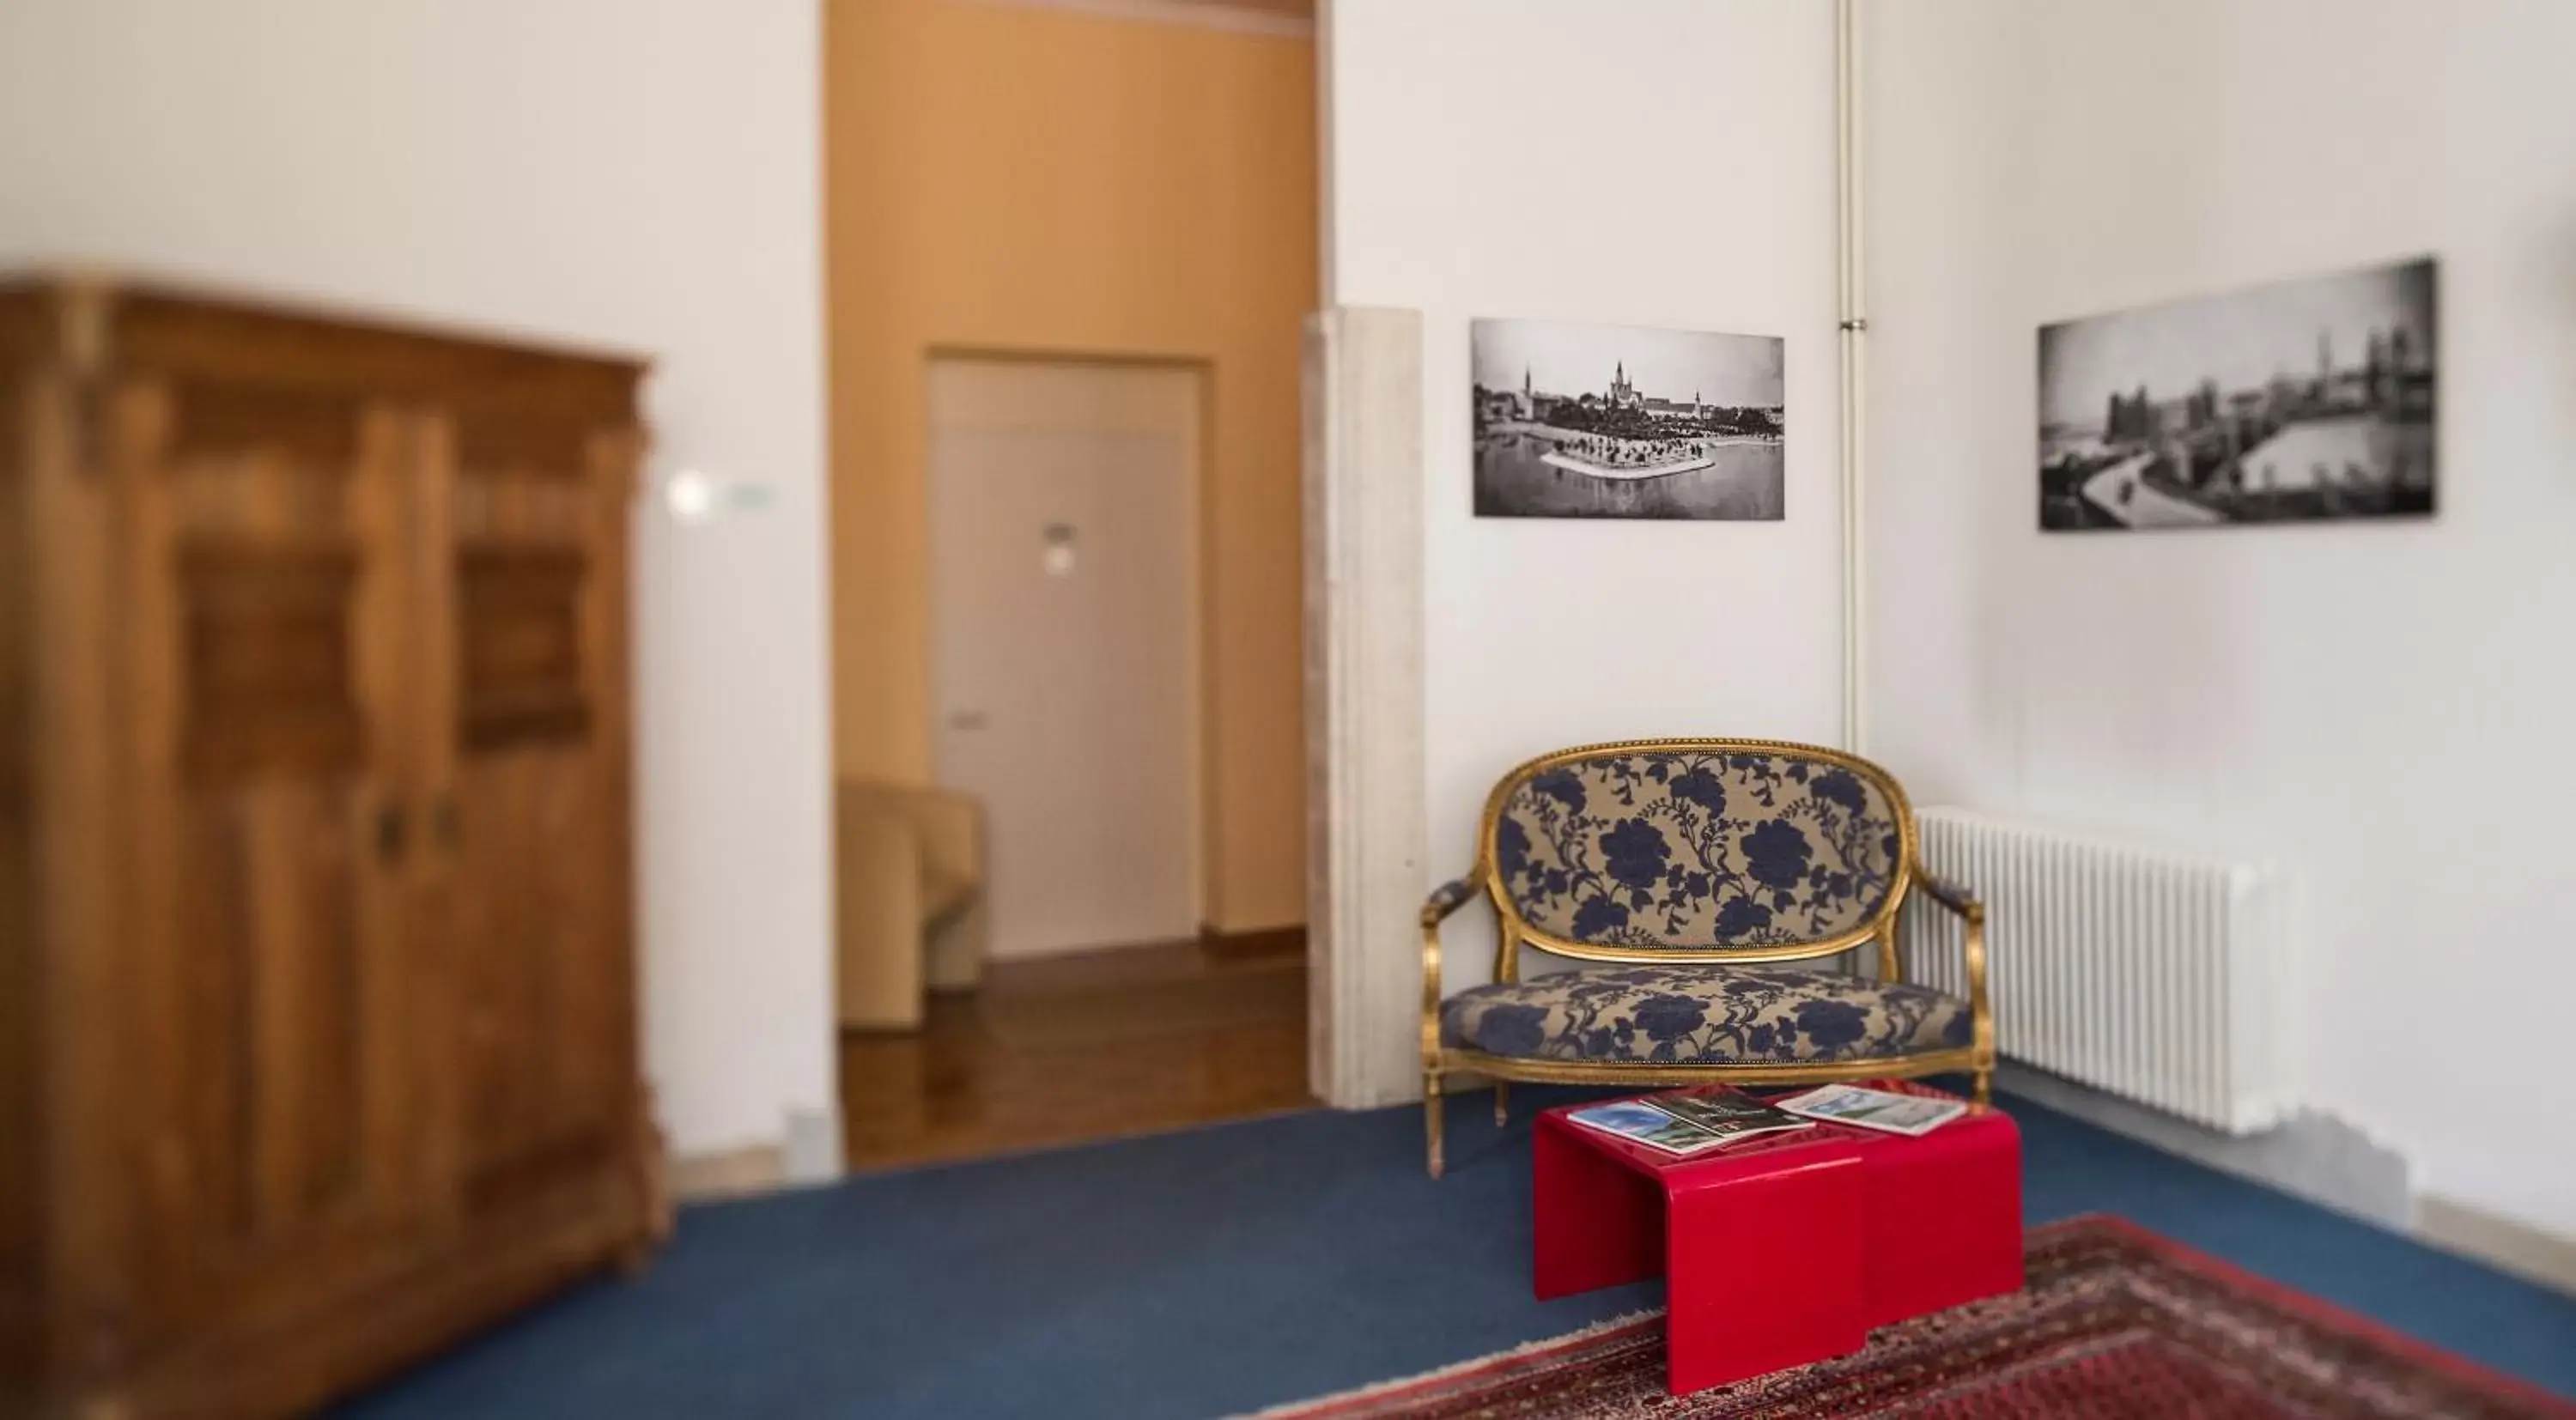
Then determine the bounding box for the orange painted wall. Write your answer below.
[824,0,1315,931]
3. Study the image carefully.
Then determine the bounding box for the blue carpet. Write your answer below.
[337,1089,2576,1418]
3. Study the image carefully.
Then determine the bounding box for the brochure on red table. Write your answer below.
[1564,1087,1815,1156]
[1773,1083,1966,1137]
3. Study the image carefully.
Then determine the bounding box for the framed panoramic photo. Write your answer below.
[2038,258,2437,531]
[1471,317,1784,520]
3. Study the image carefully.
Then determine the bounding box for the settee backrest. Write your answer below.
[1481,739,1914,966]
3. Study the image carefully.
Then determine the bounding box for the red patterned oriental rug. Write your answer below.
[1250,1217,2575,1419]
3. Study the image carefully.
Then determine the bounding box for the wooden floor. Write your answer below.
[839,931,1314,1172]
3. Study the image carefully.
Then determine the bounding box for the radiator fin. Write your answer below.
[1900,809,2285,1135]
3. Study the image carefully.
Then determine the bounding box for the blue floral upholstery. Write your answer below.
[1441,964,1971,1066]
[1496,750,1901,950]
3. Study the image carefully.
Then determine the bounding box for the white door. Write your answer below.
[927,359,1202,959]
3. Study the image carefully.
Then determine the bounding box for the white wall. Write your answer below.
[1323,0,1848,993]
[0,0,839,1164]
[1864,0,2576,1241]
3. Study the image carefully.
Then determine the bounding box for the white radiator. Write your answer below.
[1899,809,2288,1135]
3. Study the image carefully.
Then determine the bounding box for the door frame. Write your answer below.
[1298,308,1426,1110]
[920,345,1219,938]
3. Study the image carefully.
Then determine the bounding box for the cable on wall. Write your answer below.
[1835,0,1868,754]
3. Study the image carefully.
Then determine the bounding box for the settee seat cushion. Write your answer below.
[1440,963,1971,1066]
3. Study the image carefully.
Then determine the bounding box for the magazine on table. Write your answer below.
[1772,1083,1967,1137]
[1564,1087,1815,1156]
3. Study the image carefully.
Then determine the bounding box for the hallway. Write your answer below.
[839,932,1312,1172]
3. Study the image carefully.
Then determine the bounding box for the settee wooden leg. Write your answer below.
[1973,1066,1993,1107]
[1492,1081,1510,1126]
[1425,1071,1445,1179]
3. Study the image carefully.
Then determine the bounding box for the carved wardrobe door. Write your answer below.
[2,278,659,1417]
[431,403,643,1228]
[105,371,432,1360]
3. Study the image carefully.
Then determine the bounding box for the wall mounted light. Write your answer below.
[661,467,775,524]
[665,467,719,523]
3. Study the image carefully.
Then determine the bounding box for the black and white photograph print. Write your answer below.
[1472,317,1785,520]
[2038,258,2437,531]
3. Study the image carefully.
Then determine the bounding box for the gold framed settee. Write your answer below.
[1420,737,1992,1176]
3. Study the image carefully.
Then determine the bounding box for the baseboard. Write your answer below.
[970,0,1314,41]
[987,923,1305,972]
[1202,918,1304,937]
[670,1107,846,1204]
[1993,1063,2414,1229]
[1995,1065,2576,1300]
[666,1143,786,1203]
[784,1107,846,1186]
[2415,1194,2576,1300]
[1200,924,1304,961]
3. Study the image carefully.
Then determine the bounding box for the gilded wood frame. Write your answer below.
[1419,737,1992,1177]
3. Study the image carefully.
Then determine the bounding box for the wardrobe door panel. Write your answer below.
[439,416,639,1217]
[107,377,429,1349]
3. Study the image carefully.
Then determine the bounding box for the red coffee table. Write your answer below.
[1532,1082,2022,1395]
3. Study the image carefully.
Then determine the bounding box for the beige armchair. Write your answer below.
[836,780,990,1029]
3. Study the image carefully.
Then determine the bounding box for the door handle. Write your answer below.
[946,711,990,731]
[375,804,408,862]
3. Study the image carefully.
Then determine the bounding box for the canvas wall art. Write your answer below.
[2038,258,2437,531]
[1471,318,1785,520]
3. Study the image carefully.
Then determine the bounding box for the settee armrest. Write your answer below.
[1913,866,1982,920]
[1419,875,1479,1067]
[1908,861,1994,1077]
[1421,876,1479,927]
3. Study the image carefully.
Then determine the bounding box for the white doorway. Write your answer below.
[926,356,1206,960]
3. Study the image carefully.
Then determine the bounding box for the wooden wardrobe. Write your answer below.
[0,276,664,1418]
